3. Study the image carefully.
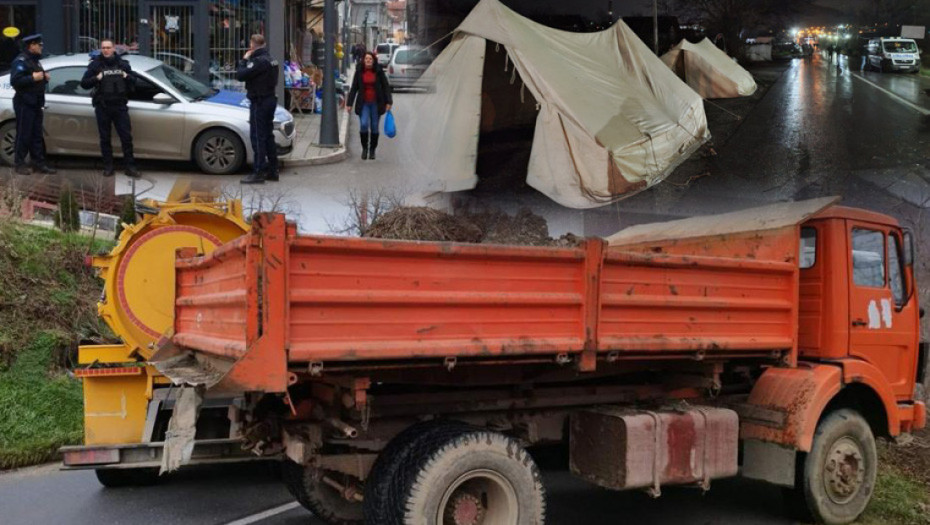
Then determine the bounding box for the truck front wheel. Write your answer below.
[282,461,363,525]
[789,409,877,525]
[396,430,546,525]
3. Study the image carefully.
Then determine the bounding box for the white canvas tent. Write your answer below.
[661,38,758,99]
[746,43,773,62]
[405,0,710,209]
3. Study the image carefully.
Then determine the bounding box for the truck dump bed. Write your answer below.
[155,199,837,393]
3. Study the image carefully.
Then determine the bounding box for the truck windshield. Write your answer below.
[883,41,918,53]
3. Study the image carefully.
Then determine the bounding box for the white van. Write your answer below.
[376,42,400,67]
[866,37,921,73]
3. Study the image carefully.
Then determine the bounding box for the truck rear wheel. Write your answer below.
[364,420,472,525]
[282,461,363,525]
[396,430,546,525]
[94,468,160,488]
[788,409,877,525]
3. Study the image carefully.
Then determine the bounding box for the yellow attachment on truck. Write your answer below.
[92,199,248,359]
[78,192,249,446]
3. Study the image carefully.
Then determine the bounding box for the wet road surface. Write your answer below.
[0,461,794,525]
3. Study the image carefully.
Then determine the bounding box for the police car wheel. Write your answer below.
[193,128,245,175]
[0,121,17,166]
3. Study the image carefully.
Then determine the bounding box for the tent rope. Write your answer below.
[521,82,525,103]
[420,30,455,53]
[704,99,742,120]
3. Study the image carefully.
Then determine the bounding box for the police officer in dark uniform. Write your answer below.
[236,34,280,184]
[10,34,56,175]
[81,39,138,178]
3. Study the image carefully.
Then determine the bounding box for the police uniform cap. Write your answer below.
[22,33,42,45]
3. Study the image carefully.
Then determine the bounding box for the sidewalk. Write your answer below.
[283,64,356,168]
[283,107,351,167]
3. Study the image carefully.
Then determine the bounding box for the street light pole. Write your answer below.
[318,0,340,146]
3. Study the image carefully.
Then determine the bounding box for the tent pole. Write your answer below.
[653,0,659,54]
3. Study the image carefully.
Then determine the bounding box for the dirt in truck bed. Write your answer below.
[366,206,581,246]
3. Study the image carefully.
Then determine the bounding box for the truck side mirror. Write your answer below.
[903,230,915,266]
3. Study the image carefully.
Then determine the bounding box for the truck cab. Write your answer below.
[867,37,921,73]
[799,207,923,411]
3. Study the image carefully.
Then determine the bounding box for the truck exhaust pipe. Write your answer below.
[328,418,359,439]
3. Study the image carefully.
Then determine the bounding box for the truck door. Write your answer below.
[847,225,917,398]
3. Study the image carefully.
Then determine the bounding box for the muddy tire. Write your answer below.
[94,467,160,488]
[364,420,472,525]
[282,461,364,525]
[786,409,877,525]
[395,430,546,525]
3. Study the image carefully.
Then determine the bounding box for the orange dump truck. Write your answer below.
[146,197,925,525]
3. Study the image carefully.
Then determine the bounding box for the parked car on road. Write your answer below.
[387,45,433,89]
[0,54,296,174]
[375,42,400,66]
[867,37,921,73]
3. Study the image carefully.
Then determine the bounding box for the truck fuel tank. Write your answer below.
[569,406,738,493]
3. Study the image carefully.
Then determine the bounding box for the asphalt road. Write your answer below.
[0,461,795,525]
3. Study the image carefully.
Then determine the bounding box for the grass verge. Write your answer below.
[0,220,114,469]
[0,331,83,469]
[859,464,930,525]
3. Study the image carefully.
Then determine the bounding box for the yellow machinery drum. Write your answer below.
[79,192,249,445]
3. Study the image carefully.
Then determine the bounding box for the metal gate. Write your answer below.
[208,0,266,91]
[78,0,139,54]
[149,3,194,69]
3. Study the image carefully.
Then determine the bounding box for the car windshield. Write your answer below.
[146,64,215,101]
[394,50,432,66]
[376,44,391,54]
[884,41,918,53]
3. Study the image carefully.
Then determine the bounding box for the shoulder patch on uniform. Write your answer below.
[16,64,24,71]
[270,60,279,66]
[247,62,254,68]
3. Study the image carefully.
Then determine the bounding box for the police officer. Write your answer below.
[81,39,138,178]
[236,34,280,184]
[10,34,56,175]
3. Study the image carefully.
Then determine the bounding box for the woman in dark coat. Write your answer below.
[346,51,392,160]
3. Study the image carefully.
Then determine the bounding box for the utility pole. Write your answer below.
[653,0,659,54]
[318,0,340,146]
[342,0,350,71]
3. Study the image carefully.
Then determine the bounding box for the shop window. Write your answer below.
[209,0,267,92]
[0,6,36,71]
[79,1,140,54]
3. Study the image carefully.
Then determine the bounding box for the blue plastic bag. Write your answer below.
[384,110,397,138]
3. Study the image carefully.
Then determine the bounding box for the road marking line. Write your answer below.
[851,73,930,116]
[223,501,301,525]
